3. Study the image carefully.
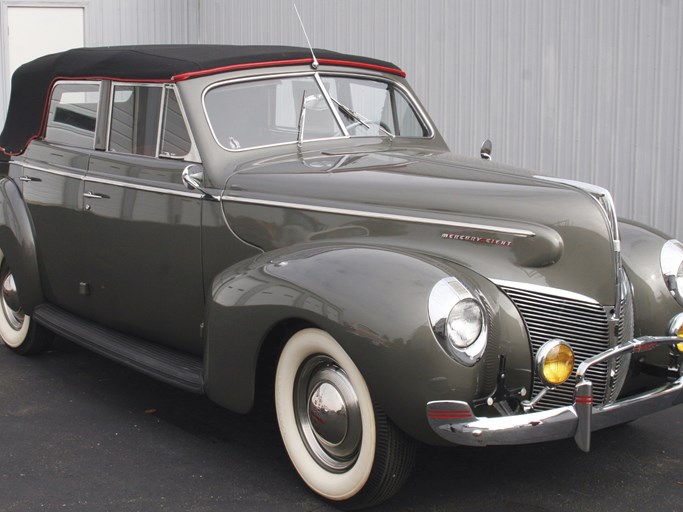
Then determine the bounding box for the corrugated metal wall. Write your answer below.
[86,0,198,46]
[2,0,681,239]
[197,0,683,241]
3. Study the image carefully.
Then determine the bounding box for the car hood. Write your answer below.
[222,147,618,305]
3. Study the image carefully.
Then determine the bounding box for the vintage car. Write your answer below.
[0,45,681,509]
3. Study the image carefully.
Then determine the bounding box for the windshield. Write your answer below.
[203,73,430,151]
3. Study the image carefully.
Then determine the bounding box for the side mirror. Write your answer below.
[480,139,492,160]
[182,164,217,201]
[182,163,204,190]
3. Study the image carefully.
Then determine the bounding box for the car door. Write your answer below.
[20,81,101,315]
[82,83,205,354]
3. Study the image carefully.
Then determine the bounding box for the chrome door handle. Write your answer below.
[20,175,41,182]
[83,191,105,199]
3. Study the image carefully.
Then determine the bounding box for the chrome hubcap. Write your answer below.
[1,272,24,331]
[295,356,362,472]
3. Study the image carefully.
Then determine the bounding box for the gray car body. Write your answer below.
[1,62,679,445]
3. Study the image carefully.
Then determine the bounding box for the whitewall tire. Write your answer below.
[275,328,415,509]
[0,252,48,355]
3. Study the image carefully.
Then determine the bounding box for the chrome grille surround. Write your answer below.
[499,275,634,411]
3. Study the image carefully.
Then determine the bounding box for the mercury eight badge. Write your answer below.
[0,45,681,509]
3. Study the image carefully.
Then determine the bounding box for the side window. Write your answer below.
[109,84,162,156]
[392,91,429,137]
[160,88,192,158]
[45,82,100,148]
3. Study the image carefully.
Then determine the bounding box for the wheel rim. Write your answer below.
[295,355,362,472]
[1,271,24,331]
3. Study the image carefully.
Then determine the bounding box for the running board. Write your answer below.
[32,304,204,394]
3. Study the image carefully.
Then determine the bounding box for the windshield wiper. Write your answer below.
[329,97,395,141]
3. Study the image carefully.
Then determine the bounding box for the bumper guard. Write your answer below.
[427,336,683,451]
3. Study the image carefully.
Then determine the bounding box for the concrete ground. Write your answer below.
[1,338,681,512]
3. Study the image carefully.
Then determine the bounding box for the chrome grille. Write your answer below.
[500,278,633,410]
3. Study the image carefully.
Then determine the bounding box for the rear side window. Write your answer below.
[45,82,100,148]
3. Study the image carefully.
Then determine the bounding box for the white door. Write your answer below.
[1,6,84,125]
[7,6,84,76]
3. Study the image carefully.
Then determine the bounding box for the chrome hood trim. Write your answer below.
[221,194,536,238]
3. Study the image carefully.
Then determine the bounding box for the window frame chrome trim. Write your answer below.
[105,81,201,163]
[202,70,435,153]
[107,81,165,155]
[159,84,202,163]
[154,85,166,158]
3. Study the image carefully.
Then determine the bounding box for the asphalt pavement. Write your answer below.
[1,337,681,512]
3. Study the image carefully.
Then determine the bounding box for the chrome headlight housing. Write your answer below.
[429,277,488,366]
[660,240,683,307]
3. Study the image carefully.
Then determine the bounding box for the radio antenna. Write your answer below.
[294,3,319,69]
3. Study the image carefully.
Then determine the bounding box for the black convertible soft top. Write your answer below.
[0,44,404,155]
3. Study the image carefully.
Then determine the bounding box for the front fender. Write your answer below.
[203,244,531,444]
[620,219,681,335]
[620,219,682,367]
[0,177,43,312]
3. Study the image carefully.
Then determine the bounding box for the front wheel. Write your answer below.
[275,328,415,510]
[0,256,49,355]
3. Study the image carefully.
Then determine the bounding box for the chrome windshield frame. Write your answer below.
[201,70,434,153]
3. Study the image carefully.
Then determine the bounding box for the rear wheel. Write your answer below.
[275,328,415,510]
[0,256,49,355]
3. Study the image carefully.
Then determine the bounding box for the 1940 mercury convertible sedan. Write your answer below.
[0,45,682,509]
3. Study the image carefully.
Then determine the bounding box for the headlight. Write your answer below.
[446,299,483,348]
[429,277,488,366]
[660,239,683,307]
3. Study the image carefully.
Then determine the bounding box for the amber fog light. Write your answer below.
[536,340,575,387]
[668,313,683,352]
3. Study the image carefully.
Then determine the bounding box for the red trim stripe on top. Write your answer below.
[172,57,406,81]
[2,58,405,156]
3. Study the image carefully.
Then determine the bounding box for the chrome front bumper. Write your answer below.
[427,336,683,452]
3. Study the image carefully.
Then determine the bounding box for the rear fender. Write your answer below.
[0,177,43,312]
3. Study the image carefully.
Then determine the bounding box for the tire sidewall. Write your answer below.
[0,252,30,349]
[275,328,377,501]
